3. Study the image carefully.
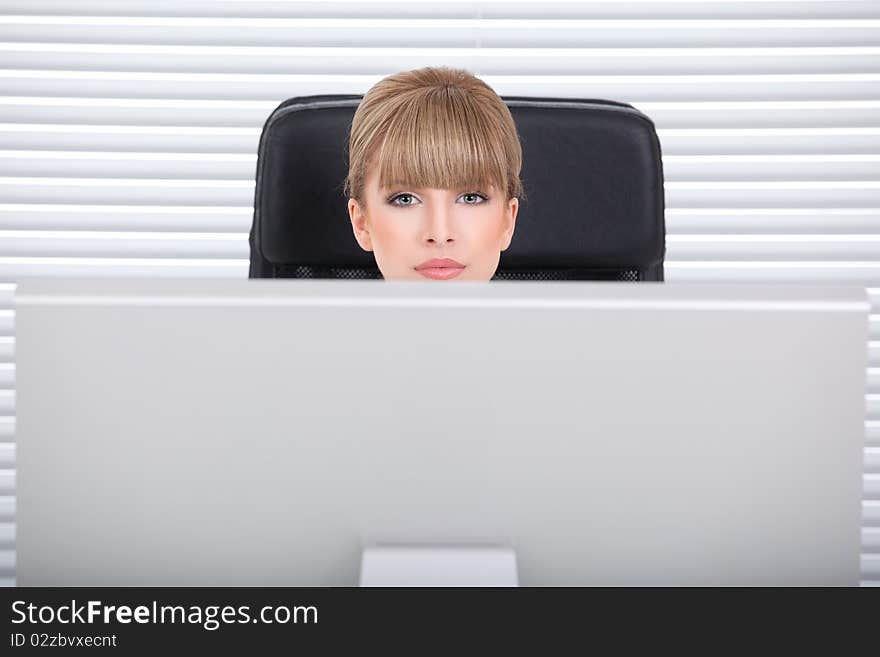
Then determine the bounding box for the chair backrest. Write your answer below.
[249,94,666,281]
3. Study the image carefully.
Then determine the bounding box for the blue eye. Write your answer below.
[388,192,488,207]
[390,193,416,207]
[461,192,488,205]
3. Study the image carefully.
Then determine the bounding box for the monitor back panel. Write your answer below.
[14,279,870,585]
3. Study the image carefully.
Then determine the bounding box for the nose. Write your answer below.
[423,203,455,245]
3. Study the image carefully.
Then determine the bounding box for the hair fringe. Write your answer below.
[343,66,526,205]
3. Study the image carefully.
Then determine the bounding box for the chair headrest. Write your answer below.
[250,94,665,281]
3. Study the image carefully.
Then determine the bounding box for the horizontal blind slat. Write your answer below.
[644,103,880,128]
[0,366,12,389]
[0,233,247,258]
[0,259,248,279]
[0,151,256,180]
[0,522,12,550]
[863,554,880,578]
[492,73,880,101]
[659,128,880,155]
[0,445,12,471]
[4,45,880,75]
[863,526,880,551]
[0,312,12,338]
[866,474,880,499]
[0,549,14,572]
[0,17,878,47]
[0,97,277,126]
[0,496,13,521]
[666,237,880,261]
[866,447,880,472]
[4,1,880,20]
[865,421,880,447]
[666,210,880,235]
[0,341,11,364]
[0,124,261,153]
[666,263,880,285]
[2,72,879,102]
[866,396,880,421]
[4,97,880,128]
[663,156,880,182]
[665,185,880,208]
[0,205,250,232]
[0,178,253,205]
[4,0,880,19]
[0,471,13,495]
[0,390,12,414]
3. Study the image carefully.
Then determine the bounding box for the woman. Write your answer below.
[344,66,526,281]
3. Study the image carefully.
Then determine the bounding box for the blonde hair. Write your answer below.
[343,66,525,206]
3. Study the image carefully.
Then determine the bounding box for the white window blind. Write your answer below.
[0,0,878,586]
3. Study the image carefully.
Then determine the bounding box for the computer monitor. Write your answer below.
[14,278,869,585]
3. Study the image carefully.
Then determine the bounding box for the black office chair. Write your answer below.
[249,94,665,281]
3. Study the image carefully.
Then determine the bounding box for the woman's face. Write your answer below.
[348,167,518,281]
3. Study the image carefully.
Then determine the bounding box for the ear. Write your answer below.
[348,198,373,252]
[499,197,519,252]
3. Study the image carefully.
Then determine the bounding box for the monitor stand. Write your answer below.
[359,544,519,586]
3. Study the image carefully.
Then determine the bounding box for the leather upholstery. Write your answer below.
[249,94,665,281]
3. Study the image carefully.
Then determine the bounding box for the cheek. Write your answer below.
[368,212,421,274]
[467,213,507,250]
[372,213,416,247]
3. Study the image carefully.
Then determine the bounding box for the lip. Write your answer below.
[414,258,466,280]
